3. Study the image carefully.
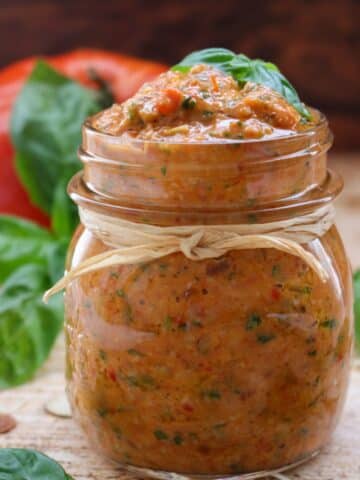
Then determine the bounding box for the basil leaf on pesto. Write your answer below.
[173,48,311,120]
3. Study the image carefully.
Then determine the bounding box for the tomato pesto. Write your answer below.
[92,64,307,141]
[65,49,353,476]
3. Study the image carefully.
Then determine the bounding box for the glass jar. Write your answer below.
[64,113,353,478]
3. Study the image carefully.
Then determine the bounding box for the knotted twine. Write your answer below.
[43,204,334,302]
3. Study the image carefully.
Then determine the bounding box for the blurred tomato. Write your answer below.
[0,49,166,226]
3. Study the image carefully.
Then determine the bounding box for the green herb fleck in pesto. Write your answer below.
[97,407,108,417]
[192,320,203,328]
[320,318,337,329]
[246,314,261,330]
[160,165,167,176]
[173,433,183,445]
[127,348,145,357]
[202,110,214,118]
[230,463,242,473]
[163,315,173,330]
[126,374,156,389]
[202,389,221,400]
[271,264,280,277]
[116,289,125,297]
[110,271,119,279]
[247,213,258,224]
[307,349,317,357]
[213,423,227,430]
[125,304,133,323]
[140,263,150,272]
[289,285,312,294]
[227,271,236,280]
[154,429,168,440]
[127,103,138,121]
[113,426,122,438]
[257,333,275,344]
[182,96,196,109]
[99,349,107,361]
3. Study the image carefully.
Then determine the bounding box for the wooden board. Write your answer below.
[0,154,359,479]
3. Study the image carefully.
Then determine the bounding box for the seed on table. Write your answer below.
[45,394,72,418]
[0,413,17,433]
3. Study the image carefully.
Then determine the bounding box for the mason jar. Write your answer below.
[62,113,353,478]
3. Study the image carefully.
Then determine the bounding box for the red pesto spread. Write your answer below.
[65,62,353,475]
[91,64,312,141]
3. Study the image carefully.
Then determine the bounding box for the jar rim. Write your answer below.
[75,109,337,226]
[69,168,343,225]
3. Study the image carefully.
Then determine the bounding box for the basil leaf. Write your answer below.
[11,60,101,216]
[0,264,63,388]
[173,48,311,120]
[0,215,55,283]
[354,270,360,353]
[45,239,69,285]
[0,448,74,479]
[0,216,65,388]
[51,177,79,239]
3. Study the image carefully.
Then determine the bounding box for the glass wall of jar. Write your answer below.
[64,115,353,478]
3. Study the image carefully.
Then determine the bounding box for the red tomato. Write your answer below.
[0,49,167,226]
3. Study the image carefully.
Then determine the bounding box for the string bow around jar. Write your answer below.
[43,203,335,302]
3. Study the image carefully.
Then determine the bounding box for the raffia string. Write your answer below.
[43,204,335,303]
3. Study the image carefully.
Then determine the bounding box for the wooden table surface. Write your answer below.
[1,153,359,479]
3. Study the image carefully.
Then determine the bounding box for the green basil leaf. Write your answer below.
[0,264,63,388]
[354,270,360,353]
[173,48,311,120]
[51,177,79,239]
[45,239,69,285]
[0,216,66,388]
[0,215,55,283]
[0,448,74,479]
[11,60,101,216]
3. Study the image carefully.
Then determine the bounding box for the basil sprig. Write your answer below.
[0,449,74,479]
[0,61,110,388]
[173,48,311,120]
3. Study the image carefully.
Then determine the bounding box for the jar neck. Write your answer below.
[69,114,341,226]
